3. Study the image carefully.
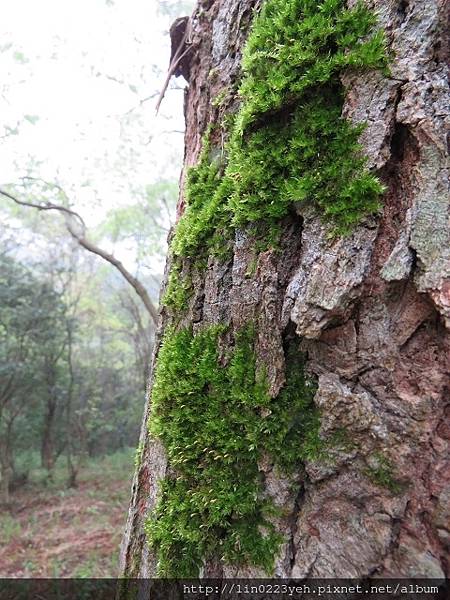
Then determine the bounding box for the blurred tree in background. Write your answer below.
[0,254,68,502]
[0,178,176,502]
[0,0,194,505]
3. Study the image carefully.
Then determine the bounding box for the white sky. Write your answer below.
[0,0,190,223]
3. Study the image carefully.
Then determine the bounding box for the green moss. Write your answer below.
[212,89,229,108]
[162,260,192,312]
[170,0,388,263]
[145,325,320,576]
[227,93,384,232]
[364,452,403,494]
[171,135,234,261]
[328,427,356,453]
[236,0,387,133]
[264,342,322,471]
[133,441,144,469]
[245,255,258,278]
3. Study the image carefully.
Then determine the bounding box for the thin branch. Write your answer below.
[146,210,169,234]
[0,189,159,325]
[155,18,192,114]
[66,221,158,324]
[0,188,86,229]
[21,176,69,200]
[155,46,191,114]
[160,194,174,227]
[123,91,159,118]
[0,123,20,140]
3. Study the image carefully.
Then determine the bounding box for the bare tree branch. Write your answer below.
[155,18,192,114]
[0,188,159,325]
[160,193,174,227]
[0,188,86,229]
[123,91,159,118]
[66,221,158,324]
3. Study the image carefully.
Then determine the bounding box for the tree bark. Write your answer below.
[120,0,449,579]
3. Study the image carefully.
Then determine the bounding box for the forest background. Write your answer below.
[0,0,193,576]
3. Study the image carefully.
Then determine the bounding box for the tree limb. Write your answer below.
[66,221,158,324]
[0,188,86,229]
[155,17,192,114]
[0,188,159,325]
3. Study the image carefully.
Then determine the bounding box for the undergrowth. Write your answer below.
[145,325,320,577]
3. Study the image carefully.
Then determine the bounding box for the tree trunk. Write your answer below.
[0,435,12,505]
[65,321,79,489]
[121,0,449,579]
[0,385,17,505]
[41,364,57,477]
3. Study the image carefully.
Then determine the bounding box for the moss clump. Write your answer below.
[162,260,192,313]
[236,0,387,133]
[365,452,403,494]
[228,94,383,230]
[145,325,319,577]
[264,342,322,471]
[170,0,388,263]
[170,136,234,261]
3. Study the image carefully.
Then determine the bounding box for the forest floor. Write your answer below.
[0,449,134,577]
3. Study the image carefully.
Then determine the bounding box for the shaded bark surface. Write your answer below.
[121,0,450,578]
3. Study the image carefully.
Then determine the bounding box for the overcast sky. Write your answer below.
[0,0,191,221]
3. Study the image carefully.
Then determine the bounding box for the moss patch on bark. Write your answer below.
[365,452,404,494]
[145,325,319,576]
[170,0,388,267]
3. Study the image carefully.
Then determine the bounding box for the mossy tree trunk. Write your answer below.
[121,0,449,578]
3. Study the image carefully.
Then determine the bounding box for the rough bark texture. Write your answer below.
[120,0,450,578]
